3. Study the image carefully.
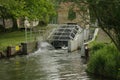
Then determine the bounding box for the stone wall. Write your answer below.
[58,2,90,28]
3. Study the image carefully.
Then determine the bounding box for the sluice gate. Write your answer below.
[48,24,84,51]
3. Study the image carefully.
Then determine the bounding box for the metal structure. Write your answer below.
[48,24,83,48]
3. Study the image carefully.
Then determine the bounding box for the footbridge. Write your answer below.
[47,24,84,52]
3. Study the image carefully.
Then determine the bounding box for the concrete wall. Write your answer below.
[68,40,78,52]
[77,30,84,48]
[84,29,90,41]
[68,30,84,52]
[81,28,99,57]
[84,28,99,44]
[6,46,22,57]
[21,41,37,54]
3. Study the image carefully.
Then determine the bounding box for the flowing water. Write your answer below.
[0,42,110,80]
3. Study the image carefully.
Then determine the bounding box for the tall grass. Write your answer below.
[87,43,120,79]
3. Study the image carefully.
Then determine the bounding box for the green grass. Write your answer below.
[0,25,56,51]
[0,31,25,51]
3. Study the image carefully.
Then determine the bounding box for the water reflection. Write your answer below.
[0,49,110,80]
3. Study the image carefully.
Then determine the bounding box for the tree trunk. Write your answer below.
[12,17,18,30]
[2,17,6,32]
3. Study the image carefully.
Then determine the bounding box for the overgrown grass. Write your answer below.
[87,43,120,79]
[0,31,25,51]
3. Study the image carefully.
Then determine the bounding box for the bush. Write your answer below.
[87,44,120,79]
[89,42,105,55]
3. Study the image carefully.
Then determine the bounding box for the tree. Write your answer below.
[0,0,27,30]
[24,0,55,22]
[87,0,120,51]
[0,5,10,31]
[0,0,56,30]
[57,0,120,51]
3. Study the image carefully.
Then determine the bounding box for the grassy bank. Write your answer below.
[0,25,56,52]
[0,31,25,51]
[87,42,120,79]
[86,29,120,79]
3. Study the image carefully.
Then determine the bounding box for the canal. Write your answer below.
[0,46,110,80]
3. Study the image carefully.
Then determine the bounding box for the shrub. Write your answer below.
[89,42,105,55]
[87,44,120,79]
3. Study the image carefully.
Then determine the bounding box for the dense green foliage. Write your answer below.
[0,0,26,18]
[87,43,120,79]
[0,0,55,20]
[0,0,55,29]
[89,42,105,55]
[24,0,55,22]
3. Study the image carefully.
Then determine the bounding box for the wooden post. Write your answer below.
[7,46,11,57]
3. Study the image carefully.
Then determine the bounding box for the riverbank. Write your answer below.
[87,29,120,79]
[0,31,37,57]
[0,25,57,58]
[0,31,25,52]
[87,42,120,79]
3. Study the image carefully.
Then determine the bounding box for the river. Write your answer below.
[0,43,110,80]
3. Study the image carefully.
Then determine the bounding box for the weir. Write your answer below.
[48,24,84,52]
[37,41,55,50]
